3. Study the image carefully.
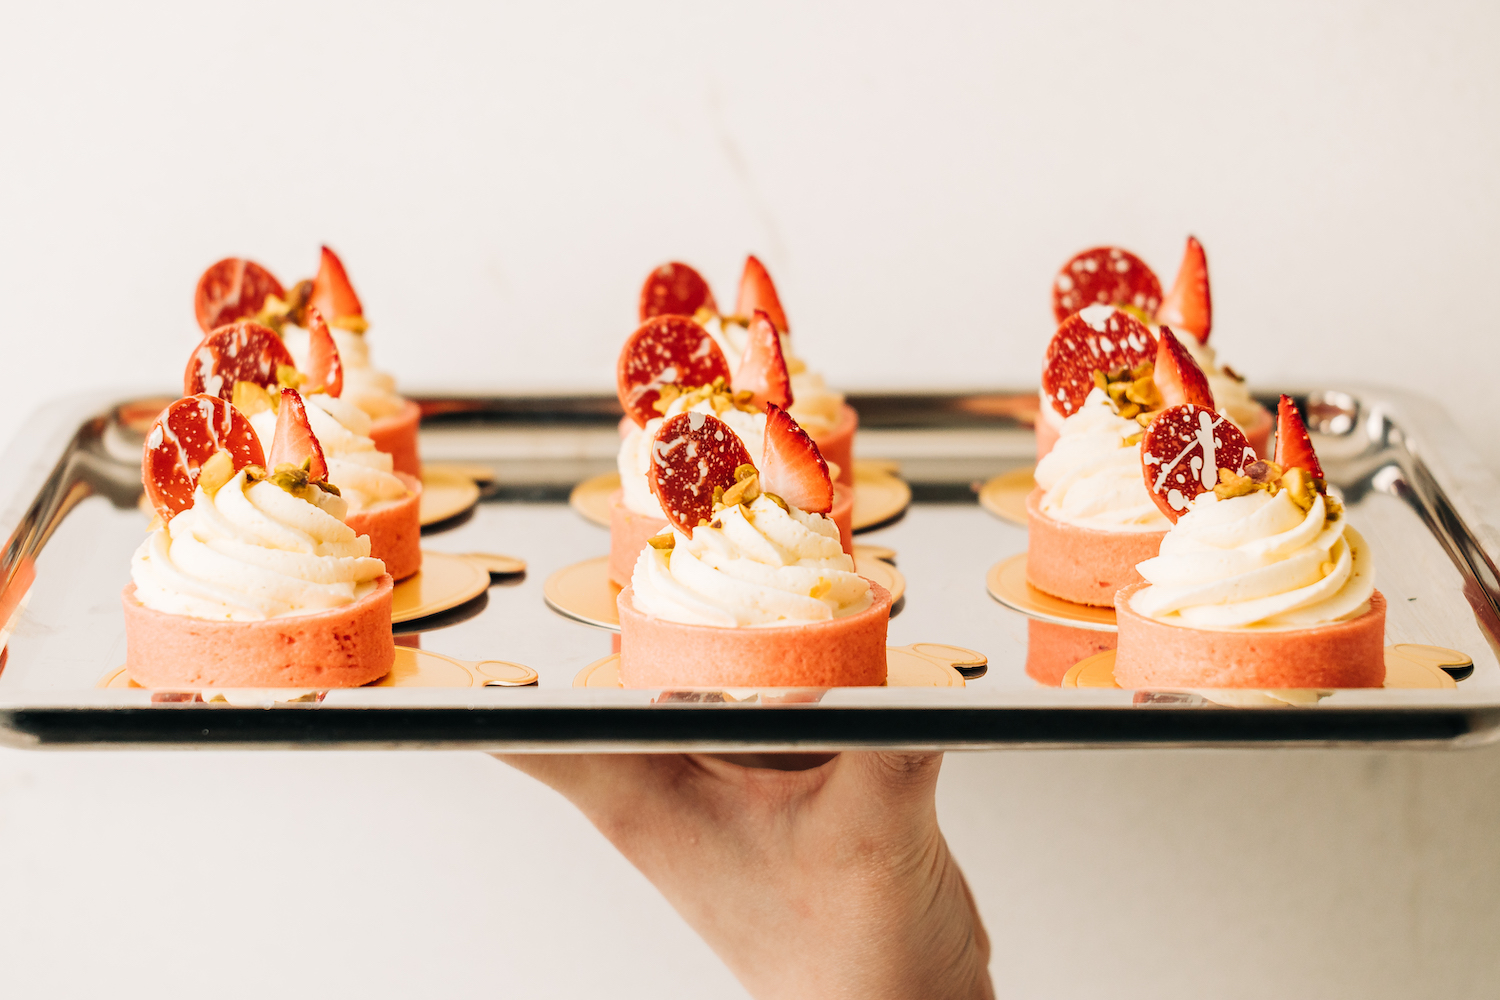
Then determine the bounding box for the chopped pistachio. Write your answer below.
[1092,370,1109,392]
[276,364,306,392]
[647,534,676,550]
[232,380,278,418]
[329,314,369,334]
[718,471,760,509]
[197,450,236,497]
[265,459,339,501]
[1281,467,1317,512]
[762,492,789,512]
[1122,431,1143,447]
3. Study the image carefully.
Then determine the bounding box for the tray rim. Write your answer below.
[4,384,1500,751]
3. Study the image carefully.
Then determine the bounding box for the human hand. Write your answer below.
[496,751,992,1000]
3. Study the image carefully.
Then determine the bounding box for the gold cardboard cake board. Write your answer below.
[573,642,975,689]
[391,551,492,624]
[422,461,497,484]
[985,553,1117,631]
[1060,646,1461,693]
[851,462,912,531]
[570,461,913,534]
[98,646,539,693]
[418,466,483,526]
[544,553,908,632]
[977,466,1035,527]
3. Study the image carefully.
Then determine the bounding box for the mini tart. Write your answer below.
[1024,488,1165,608]
[616,580,890,688]
[607,483,856,589]
[809,403,859,486]
[368,399,422,478]
[1039,403,1273,463]
[1113,582,1387,689]
[344,472,423,581]
[1026,619,1115,687]
[122,575,395,689]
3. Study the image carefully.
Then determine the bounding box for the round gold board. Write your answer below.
[985,553,1117,631]
[977,466,1035,527]
[1060,647,1461,693]
[570,460,911,534]
[544,551,907,631]
[98,646,538,693]
[391,551,493,623]
[574,642,974,689]
[418,466,483,526]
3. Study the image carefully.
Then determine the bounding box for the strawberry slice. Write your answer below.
[1156,236,1212,343]
[647,411,753,536]
[143,394,265,521]
[1041,307,1156,419]
[308,245,364,323]
[194,258,285,333]
[267,389,329,481]
[1052,247,1162,322]
[639,262,718,322]
[1274,395,1324,479]
[302,308,344,397]
[616,316,733,426]
[1141,403,1256,521]
[1154,326,1215,409]
[184,321,296,401]
[760,403,833,515]
[734,310,794,411]
[735,255,788,332]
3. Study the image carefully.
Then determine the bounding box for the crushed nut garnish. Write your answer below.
[197,450,236,497]
[647,534,676,551]
[1212,459,1342,519]
[329,314,369,334]
[762,492,788,512]
[276,364,307,392]
[1095,360,1162,422]
[232,380,278,418]
[258,459,340,501]
[652,377,757,417]
[251,280,313,333]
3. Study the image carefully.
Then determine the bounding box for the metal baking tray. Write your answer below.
[3,387,1499,751]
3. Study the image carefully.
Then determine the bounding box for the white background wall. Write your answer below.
[2,2,1499,997]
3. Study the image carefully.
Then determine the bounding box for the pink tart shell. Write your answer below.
[122,576,395,689]
[1024,488,1165,608]
[368,399,422,478]
[1113,583,1387,689]
[1026,619,1116,687]
[608,486,856,589]
[617,581,891,688]
[344,472,423,581]
[810,402,858,486]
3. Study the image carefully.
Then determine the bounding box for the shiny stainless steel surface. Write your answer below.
[2,388,1498,750]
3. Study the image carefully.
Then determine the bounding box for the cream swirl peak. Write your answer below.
[1130,490,1373,630]
[1034,388,1170,530]
[131,469,386,621]
[630,497,869,627]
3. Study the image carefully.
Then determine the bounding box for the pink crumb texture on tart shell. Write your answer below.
[1037,402,1273,463]
[368,399,422,478]
[1026,618,1116,687]
[607,487,856,589]
[121,575,396,689]
[1024,488,1165,608]
[1112,583,1387,689]
[616,581,891,689]
[344,471,422,581]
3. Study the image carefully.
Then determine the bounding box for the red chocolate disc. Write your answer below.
[1041,308,1156,419]
[647,411,753,536]
[639,262,718,322]
[616,316,732,426]
[194,259,285,334]
[1141,403,1257,521]
[184,322,296,401]
[143,394,265,522]
[1052,247,1162,322]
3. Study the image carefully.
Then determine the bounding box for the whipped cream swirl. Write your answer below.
[1131,489,1374,630]
[619,396,767,518]
[702,314,845,436]
[249,393,409,513]
[1033,388,1169,531]
[284,324,406,421]
[630,495,872,627]
[131,470,386,621]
